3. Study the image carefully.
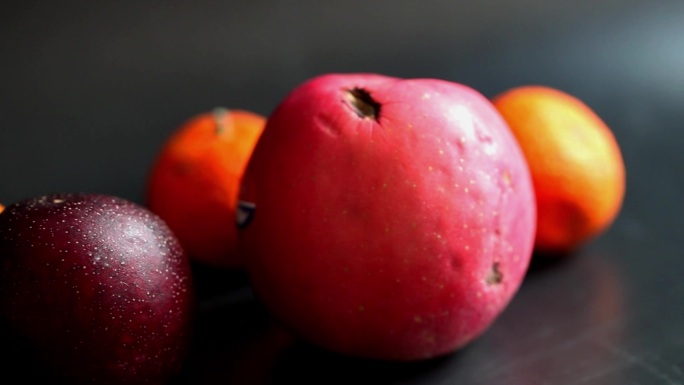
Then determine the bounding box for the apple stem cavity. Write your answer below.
[213,107,230,134]
[346,88,380,121]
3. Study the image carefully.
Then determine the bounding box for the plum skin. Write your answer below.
[238,73,537,361]
[0,193,195,384]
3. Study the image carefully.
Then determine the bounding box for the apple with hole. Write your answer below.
[237,73,537,361]
[0,193,194,384]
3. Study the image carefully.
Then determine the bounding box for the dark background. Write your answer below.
[2,1,684,384]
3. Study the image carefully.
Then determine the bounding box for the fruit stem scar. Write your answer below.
[345,87,381,121]
[212,107,230,134]
[486,262,503,285]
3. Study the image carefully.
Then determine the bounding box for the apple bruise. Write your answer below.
[345,88,381,121]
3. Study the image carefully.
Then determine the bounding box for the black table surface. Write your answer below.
[2,1,683,384]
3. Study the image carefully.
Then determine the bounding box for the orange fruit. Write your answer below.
[0,204,4,214]
[146,108,266,268]
[492,85,625,255]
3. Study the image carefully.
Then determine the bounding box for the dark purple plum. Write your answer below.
[0,193,195,385]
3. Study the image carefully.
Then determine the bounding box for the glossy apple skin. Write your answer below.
[238,73,536,361]
[0,193,195,384]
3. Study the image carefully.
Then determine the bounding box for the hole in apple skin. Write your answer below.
[486,262,503,285]
[345,87,381,121]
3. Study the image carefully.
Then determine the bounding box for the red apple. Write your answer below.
[237,73,536,361]
[0,193,195,384]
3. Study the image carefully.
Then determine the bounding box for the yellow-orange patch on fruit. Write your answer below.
[146,108,266,267]
[492,86,625,254]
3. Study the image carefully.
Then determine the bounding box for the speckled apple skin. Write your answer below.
[238,73,536,361]
[0,193,194,384]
